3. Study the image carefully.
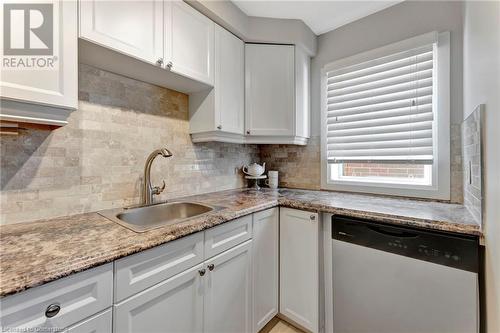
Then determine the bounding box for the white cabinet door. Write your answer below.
[64,309,111,333]
[165,1,214,85]
[0,0,77,121]
[245,44,295,136]
[114,264,204,333]
[280,208,319,333]
[79,0,163,66]
[215,25,244,134]
[252,208,279,333]
[204,240,253,333]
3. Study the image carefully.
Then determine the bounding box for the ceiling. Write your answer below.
[232,0,404,35]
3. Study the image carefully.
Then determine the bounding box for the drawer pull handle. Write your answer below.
[310,215,316,221]
[45,304,60,318]
[208,264,215,271]
[198,269,206,276]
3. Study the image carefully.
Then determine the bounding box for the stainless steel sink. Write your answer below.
[99,202,214,232]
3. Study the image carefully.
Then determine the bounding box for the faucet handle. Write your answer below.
[152,180,166,195]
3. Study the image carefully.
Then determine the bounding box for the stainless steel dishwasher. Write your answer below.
[332,215,479,333]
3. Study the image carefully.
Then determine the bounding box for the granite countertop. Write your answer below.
[0,188,481,298]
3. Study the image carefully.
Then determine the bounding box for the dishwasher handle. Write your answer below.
[367,224,419,238]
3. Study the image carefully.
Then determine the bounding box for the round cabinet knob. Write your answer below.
[246,130,250,135]
[156,58,164,66]
[45,304,60,318]
[166,61,173,69]
[208,264,215,271]
[198,269,206,276]
[217,125,222,130]
[310,215,316,221]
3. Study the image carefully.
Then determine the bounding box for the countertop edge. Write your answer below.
[0,194,481,298]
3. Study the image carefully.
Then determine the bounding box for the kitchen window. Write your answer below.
[321,32,450,199]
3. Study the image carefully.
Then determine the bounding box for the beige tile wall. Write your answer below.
[0,64,259,224]
[260,136,321,190]
[462,107,483,223]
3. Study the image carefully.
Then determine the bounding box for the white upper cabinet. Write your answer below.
[245,44,310,145]
[79,0,163,66]
[215,25,244,135]
[78,0,214,93]
[245,44,295,137]
[189,24,244,143]
[0,0,78,126]
[165,1,214,85]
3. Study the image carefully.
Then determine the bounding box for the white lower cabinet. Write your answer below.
[0,263,113,332]
[280,208,319,333]
[205,240,253,333]
[114,263,204,333]
[64,309,112,333]
[2,210,290,333]
[252,208,279,332]
[114,240,253,333]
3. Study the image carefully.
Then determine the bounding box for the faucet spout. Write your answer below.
[142,148,173,205]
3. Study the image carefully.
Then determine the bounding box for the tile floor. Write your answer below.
[260,318,305,333]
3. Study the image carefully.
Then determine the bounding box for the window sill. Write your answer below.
[321,180,450,200]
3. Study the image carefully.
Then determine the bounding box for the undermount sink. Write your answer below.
[99,202,214,232]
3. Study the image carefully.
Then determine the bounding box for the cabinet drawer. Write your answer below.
[0,263,112,332]
[114,232,204,302]
[64,309,112,333]
[205,215,252,259]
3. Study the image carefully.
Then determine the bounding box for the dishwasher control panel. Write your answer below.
[332,215,479,272]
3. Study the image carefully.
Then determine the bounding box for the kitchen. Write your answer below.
[0,0,499,333]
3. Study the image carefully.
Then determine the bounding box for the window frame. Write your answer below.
[320,31,451,200]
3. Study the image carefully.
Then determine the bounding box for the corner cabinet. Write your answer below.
[0,0,78,126]
[79,0,214,93]
[245,44,311,145]
[190,24,245,143]
[280,208,319,333]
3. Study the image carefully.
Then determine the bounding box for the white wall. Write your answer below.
[310,0,463,135]
[463,2,500,332]
[187,0,317,56]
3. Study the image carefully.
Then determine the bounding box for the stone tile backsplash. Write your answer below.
[0,64,259,224]
[260,136,321,190]
[1,65,468,225]
[461,106,483,223]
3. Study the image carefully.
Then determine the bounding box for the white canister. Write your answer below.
[266,171,279,188]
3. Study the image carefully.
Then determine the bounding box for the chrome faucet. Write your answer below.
[141,148,172,205]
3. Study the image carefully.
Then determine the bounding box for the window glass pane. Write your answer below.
[342,162,426,179]
[328,163,432,185]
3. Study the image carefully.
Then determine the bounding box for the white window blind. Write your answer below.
[326,44,435,164]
